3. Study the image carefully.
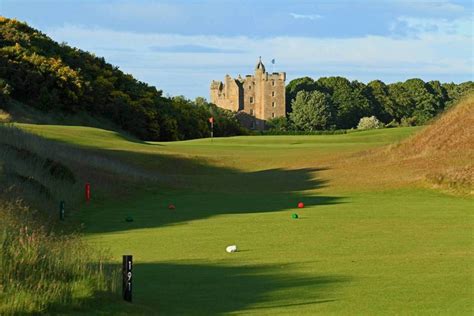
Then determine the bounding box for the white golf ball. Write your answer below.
[226,245,237,253]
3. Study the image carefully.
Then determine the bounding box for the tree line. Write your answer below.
[1,17,472,138]
[271,76,473,132]
[0,17,243,140]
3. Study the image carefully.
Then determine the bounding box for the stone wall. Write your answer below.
[210,59,286,129]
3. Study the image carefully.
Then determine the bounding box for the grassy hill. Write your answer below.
[1,95,472,313]
[0,17,242,141]
[332,95,474,195]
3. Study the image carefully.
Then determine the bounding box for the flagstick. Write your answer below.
[211,120,213,142]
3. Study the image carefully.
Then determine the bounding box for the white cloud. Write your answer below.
[45,24,473,98]
[289,13,322,20]
[390,0,467,13]
[392,16,473,37]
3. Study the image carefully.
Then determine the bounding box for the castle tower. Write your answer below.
[210,58,286,129]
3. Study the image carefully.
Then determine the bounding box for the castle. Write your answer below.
[210,58,286,129]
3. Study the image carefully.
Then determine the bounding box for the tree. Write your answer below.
[290,90,332,131]
[285,77,318,114]
[442,82,474,108]
[0,78,12,105]
[316,77,372,129]
[403,78,442,125]
[367,80,393,123]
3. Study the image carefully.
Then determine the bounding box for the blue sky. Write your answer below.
[1,0,472,99]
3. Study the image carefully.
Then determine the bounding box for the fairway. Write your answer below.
[19,125,473,315]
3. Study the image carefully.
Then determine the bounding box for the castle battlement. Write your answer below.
[210,58,286,129]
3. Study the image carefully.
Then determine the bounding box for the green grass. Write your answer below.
[12,124,474,315]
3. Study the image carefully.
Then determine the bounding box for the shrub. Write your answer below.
[400,116,418,127]
[385,119,399,128]
[265,116,289,131]
[357,116,383,130]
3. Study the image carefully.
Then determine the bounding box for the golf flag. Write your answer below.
[209,117,214,140]
[271,58,275,64]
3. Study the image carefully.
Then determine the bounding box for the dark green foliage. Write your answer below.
[195,97,246,137]
[285,77,318,114]
[442,81,474,108]
[316,77,374,129]
[265,116,290,132]
[0,77,12,105]
[286,75,473,130]
[290,90,332,131]
[0,17,243,140]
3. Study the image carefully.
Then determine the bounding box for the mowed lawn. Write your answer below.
[18,124,473,315]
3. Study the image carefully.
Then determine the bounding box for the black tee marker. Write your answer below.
[122,255,133,302]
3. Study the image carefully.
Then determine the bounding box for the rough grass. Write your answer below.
[10,118,472,314]
[0,200,119,314]
[2,98,473,314]
[327,95,474,195]
[394,94,474,194]
[0,125,145,314]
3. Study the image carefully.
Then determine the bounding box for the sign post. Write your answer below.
[85,182,91,202]
[122,255,133,302]
[59,200,65,221]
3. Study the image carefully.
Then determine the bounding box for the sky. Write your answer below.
[1,0,473,99]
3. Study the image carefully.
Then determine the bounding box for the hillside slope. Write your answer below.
[331,95,474,194]
[396,94,473,156]
[0,17,242,140]
[390,94,474,192]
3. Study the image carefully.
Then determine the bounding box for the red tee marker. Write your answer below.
[297,202,304,208]
[85,183,91,202]
[168,204,176,210]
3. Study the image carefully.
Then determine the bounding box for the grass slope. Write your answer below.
[14,124,473,315]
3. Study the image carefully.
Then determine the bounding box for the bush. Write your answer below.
[400,116,418,127]
[385,119,399,128]
[357,116,383,130]
[265,116,289,131]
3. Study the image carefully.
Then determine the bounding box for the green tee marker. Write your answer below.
[291,213,298,219]
[125,216,134,222]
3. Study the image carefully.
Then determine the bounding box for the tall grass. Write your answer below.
[337,94,474,195]
[0,124,157,212]
[0,200,119,314]
[0,124,135,313]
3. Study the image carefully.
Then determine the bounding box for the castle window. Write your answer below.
[272,101,276,107]
[272,91,275,97]
[272,80,275,86]
[249,86,251,90]
[250,97,254,103]
[272,113,275,118]
[250,109,254,116]
[251,121,255,129]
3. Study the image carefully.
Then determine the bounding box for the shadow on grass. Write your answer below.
[45,262,348,315]
[77,147,345,234]
[83,180,343,234]
[1,125,344,232]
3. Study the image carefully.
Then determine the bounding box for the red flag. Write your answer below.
[208,117,214,123]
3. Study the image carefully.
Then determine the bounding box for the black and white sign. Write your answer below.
[122,255,133,302]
